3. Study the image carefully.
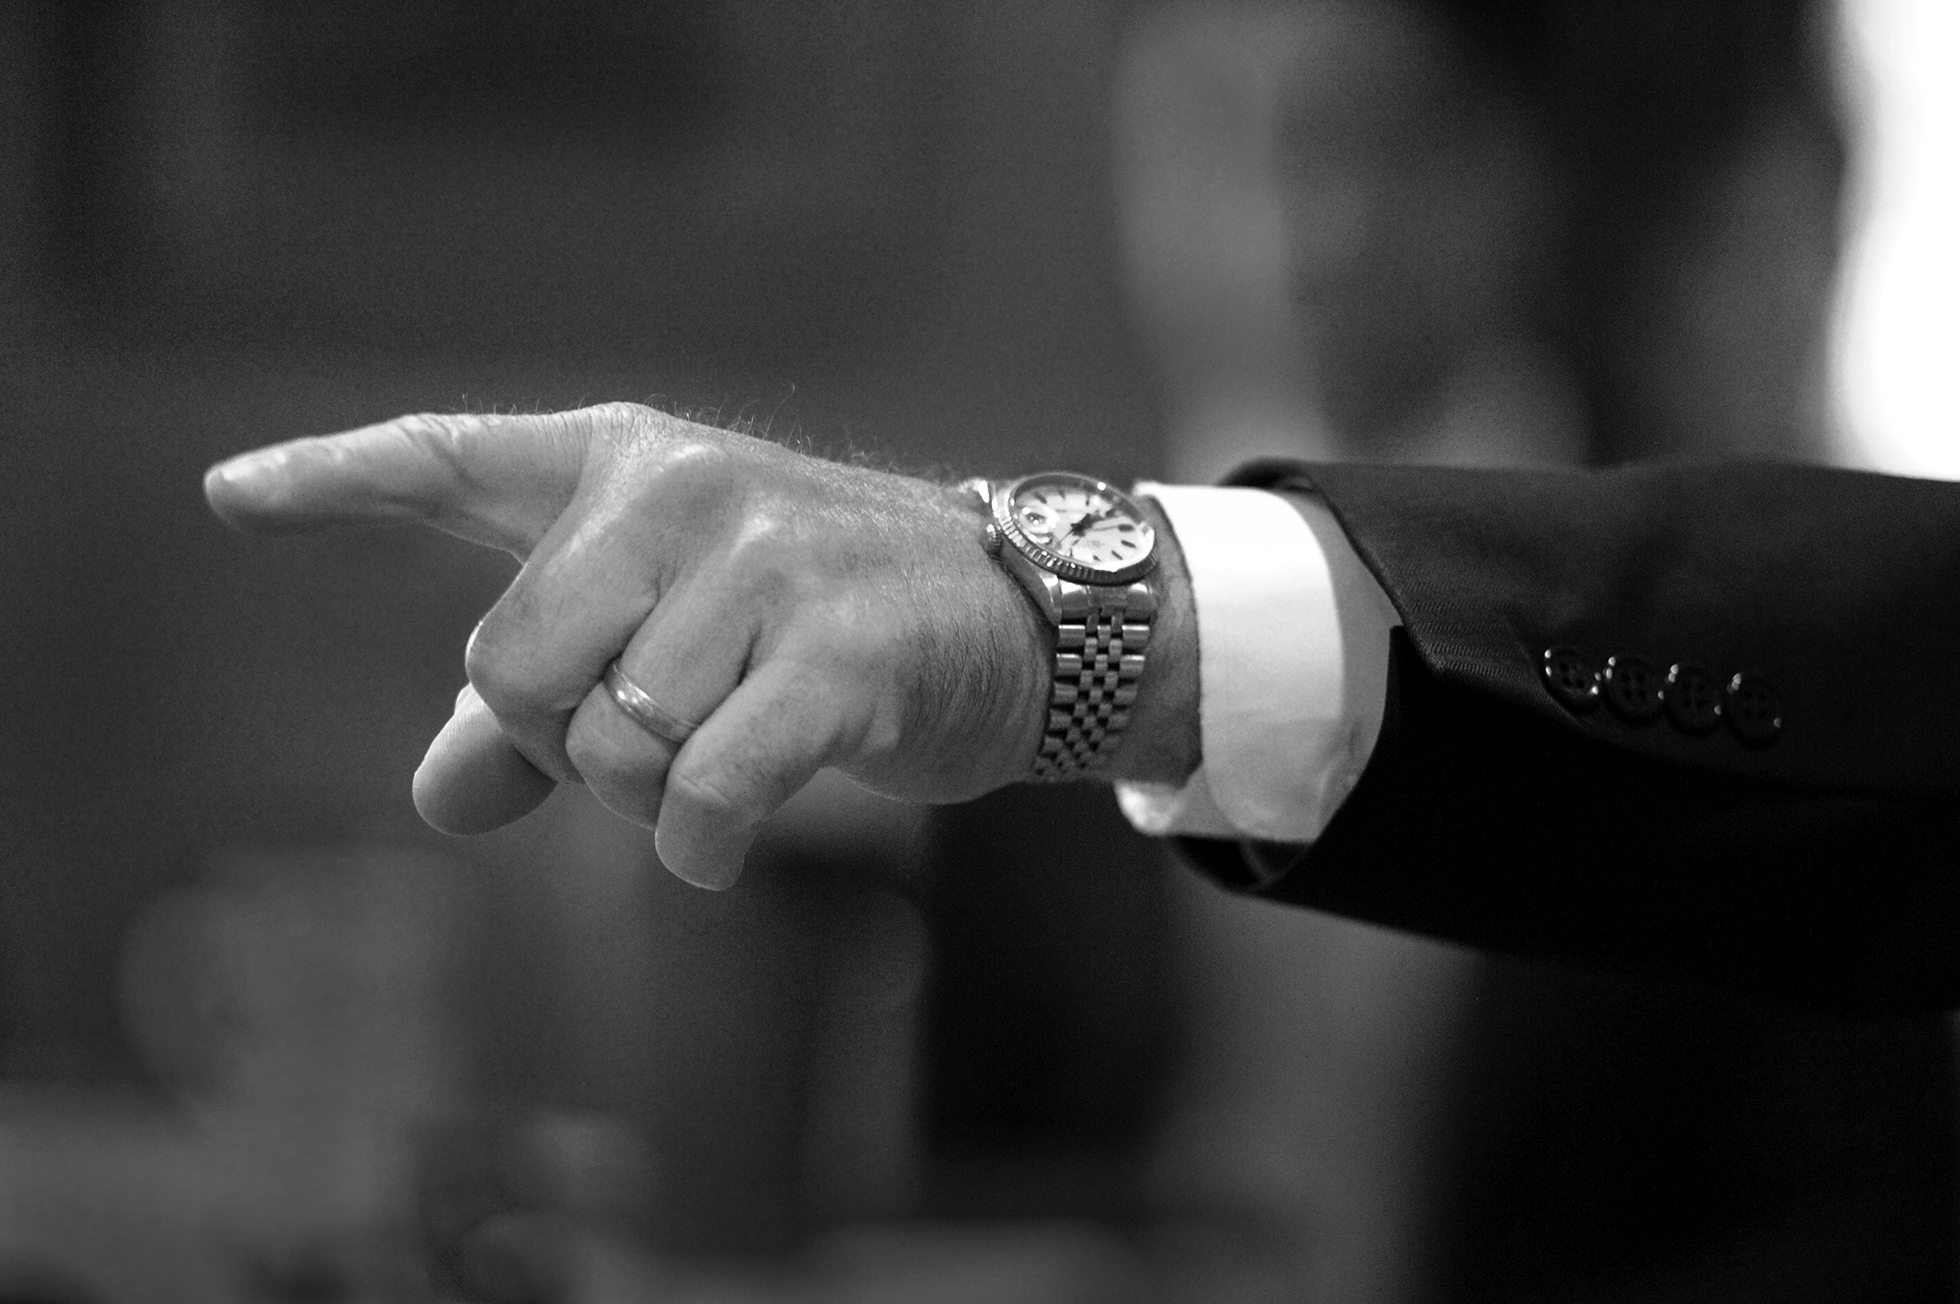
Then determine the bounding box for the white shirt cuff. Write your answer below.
[1114,483,1399,844]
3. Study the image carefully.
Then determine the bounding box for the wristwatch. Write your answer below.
[964,472,1161,781]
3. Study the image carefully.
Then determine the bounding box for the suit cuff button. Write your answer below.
[1602,654,1664,723]
[1725,673,1784,745]
[1664,663,1722,735]
[1541,646,1601,711]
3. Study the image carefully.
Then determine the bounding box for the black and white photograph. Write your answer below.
[2,1,1958,1299]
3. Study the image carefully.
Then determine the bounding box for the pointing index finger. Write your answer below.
[204,409,595,554]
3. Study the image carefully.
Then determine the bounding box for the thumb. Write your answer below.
[414,684,559,834]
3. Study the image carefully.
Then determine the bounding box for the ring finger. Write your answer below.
[563,575,754,830]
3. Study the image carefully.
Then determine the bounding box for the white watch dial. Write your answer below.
[1003,474,1156,581]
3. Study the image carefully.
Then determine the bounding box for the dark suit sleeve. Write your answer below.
[1173,459,1960,1011]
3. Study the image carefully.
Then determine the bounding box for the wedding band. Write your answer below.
[603,661,702,745]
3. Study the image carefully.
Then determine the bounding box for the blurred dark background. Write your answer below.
[3,2,1957,1302]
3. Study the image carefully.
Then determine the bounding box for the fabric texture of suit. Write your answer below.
[1178,460,1960,1011]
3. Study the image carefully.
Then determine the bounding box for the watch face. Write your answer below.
[997,472,1157,584]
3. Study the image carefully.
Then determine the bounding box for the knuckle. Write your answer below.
[462,621,531,718]
[390,410,458,439]
[389,411,487,502]
[391,410,479,454]
[587,402,711,468]
[580,400,660,441]
[585,399,655,423]
[625,438,751,539]
[721,506,798,574]
[656,436,741,490]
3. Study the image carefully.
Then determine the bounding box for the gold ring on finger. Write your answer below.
[603,660,702,745]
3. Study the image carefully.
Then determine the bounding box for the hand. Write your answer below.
[204,404,1197,888]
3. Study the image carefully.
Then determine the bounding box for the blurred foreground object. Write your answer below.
[0,849,480,1302]
[121,849,477,1296]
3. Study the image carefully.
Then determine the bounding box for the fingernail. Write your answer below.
[203,456,275,517]
[207,452,271,487]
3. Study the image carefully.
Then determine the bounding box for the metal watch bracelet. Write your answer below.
[1031,576,1156,780]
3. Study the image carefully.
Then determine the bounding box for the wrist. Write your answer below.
[967,475,1200,788]
[936,478,1056,792]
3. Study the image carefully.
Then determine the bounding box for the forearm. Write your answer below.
[1182,457,1960,1009]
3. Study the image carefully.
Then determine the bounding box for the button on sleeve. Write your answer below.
[1664,663,1723,735]
[1725,673,1784,745]
[1602,654,1665,724]
[1542,646,1601,711]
